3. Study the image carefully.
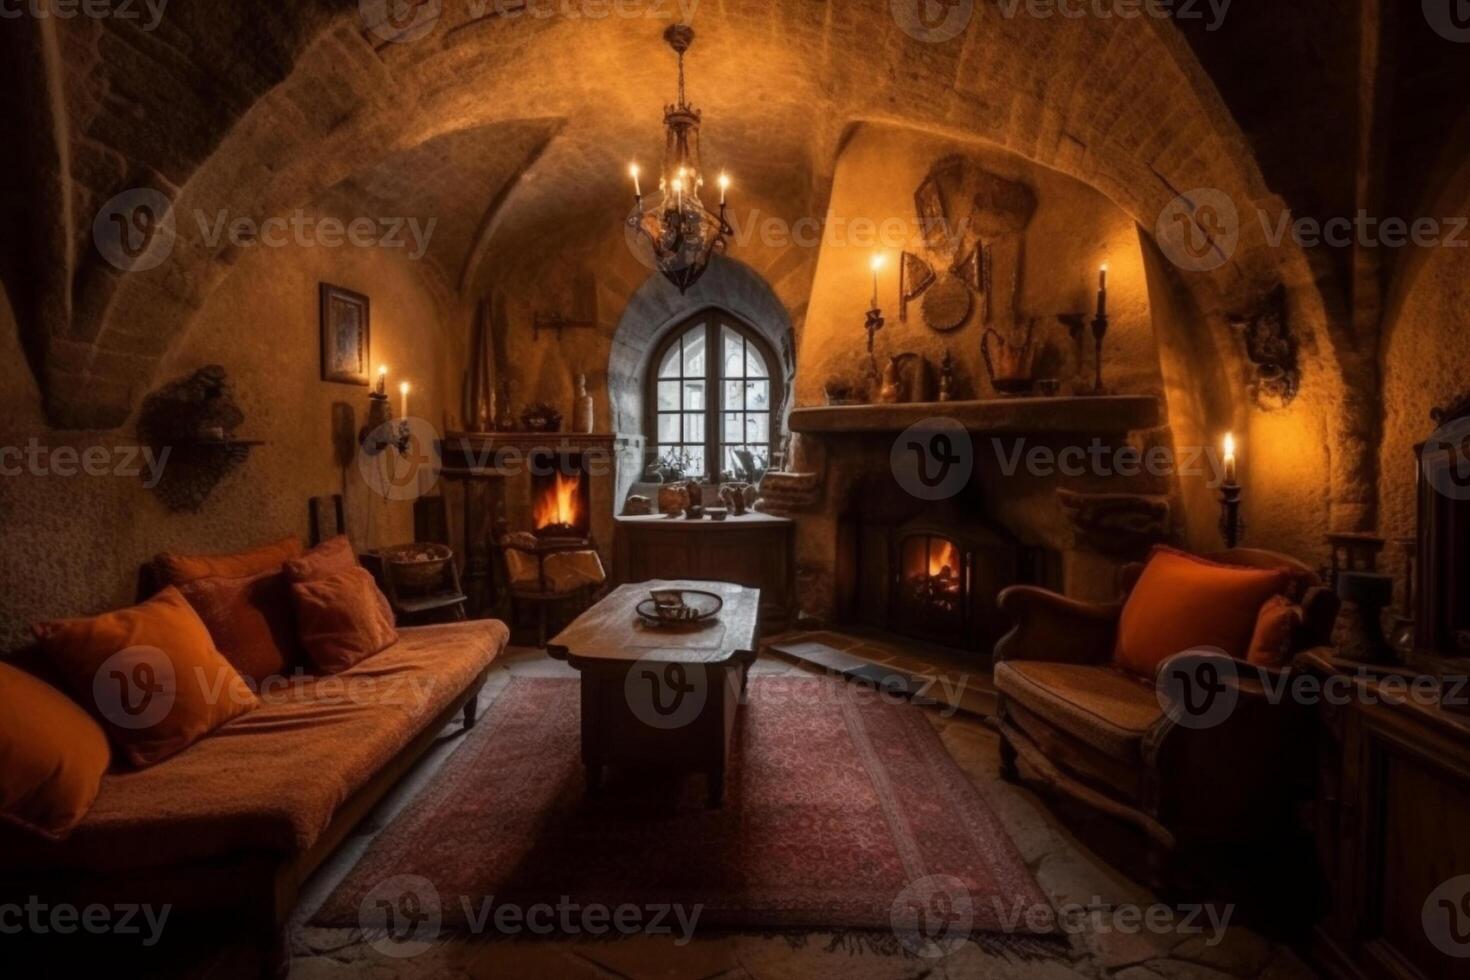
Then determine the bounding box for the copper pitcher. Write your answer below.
[981,321,1037,395]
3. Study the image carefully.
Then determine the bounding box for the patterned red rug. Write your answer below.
[314,676,1055,947]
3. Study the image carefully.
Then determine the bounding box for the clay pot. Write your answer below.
[658,484,689,517]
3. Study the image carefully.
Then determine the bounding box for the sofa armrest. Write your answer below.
[1144,651,1313,838]
[994,586,1122,665]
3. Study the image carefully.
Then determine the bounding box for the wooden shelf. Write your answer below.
[788,396,1160,436]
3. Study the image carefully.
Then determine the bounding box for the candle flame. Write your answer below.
[379,365,388,376]
[1223,432,1236,458]
[400,382,411,396]
[629,163,640,178]
[718,173,730,189]
[871,253,886,272]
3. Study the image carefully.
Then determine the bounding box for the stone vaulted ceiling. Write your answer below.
[1,0,1334,433]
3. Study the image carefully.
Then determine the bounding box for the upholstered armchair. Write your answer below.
[993,548,1340,889]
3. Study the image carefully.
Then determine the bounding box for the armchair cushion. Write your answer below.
[996,661,1161,759]
[1114,547,1288,678]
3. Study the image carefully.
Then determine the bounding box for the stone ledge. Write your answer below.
[788,396,1161,436]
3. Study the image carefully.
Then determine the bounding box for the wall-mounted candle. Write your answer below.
[1223,432,1238,484]
[629,163,642,198]
[377,365,388,396]
[718,172,730,205]
[1096,264,1109,319]
[672,177,684,208]
[399,381,411,419]
[870,253,886,309]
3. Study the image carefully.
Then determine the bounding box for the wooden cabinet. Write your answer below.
[614,515,794,630]
[1307,654,1470,980]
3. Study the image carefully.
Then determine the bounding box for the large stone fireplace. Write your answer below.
[774,395,1171,651]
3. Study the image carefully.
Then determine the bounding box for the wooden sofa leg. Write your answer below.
[998,733,1020,783]
[464,696,479,730]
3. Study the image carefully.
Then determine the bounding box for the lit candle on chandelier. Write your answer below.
[718,172,730,206]
[629,163,642,198]
[376,365,388,396]
[870,253,885,310]
[399,381,411,419]
[1223,431,1238,484]
[672,177,684,209]
[1097,264,1109,319]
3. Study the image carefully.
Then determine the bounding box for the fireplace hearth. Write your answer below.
[838,481,1058,654]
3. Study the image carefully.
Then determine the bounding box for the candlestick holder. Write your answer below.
[1218,481,1244,548]
[1091,314,1110,395]
[361,392,411,456]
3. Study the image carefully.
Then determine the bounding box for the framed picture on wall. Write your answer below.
[319,283,370,386]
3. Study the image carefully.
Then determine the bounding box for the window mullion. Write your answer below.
[705,318,719,481]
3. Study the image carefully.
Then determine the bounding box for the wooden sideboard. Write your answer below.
[1304,652,1470,980]
[613,514,794,631]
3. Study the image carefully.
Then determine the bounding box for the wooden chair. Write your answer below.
[497,532,606,647]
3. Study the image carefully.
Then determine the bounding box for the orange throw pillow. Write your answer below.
[156,535,302,587]
[290,567,399,674]
[283,535,357,583]
[179,570,301,683]
[35,587,260,769]
[1114,547,1289,678]
[1248,594,1304,669]
[0,663,112,840]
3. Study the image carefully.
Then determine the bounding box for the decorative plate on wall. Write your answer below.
[921,277,973,333]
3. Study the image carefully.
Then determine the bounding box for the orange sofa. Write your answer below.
[0,618,509,976]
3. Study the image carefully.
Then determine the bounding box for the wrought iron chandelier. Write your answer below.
[627,25,733,294]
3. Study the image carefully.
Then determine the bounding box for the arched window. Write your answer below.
[646,310,783,483]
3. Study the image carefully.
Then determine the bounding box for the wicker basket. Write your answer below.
[380,543,454,594]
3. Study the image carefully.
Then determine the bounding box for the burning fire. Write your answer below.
[927,539,959,580]
[535,471,585,532]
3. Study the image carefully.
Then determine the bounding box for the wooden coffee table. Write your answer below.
[547,580,761,807]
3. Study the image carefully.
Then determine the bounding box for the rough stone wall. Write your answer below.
[0,239,453,649]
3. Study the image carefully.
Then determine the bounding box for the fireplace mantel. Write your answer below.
[788,396,1159,436]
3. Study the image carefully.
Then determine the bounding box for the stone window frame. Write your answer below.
[644,308,785,483]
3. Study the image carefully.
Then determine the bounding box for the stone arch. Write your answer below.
[608,257,795,446]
